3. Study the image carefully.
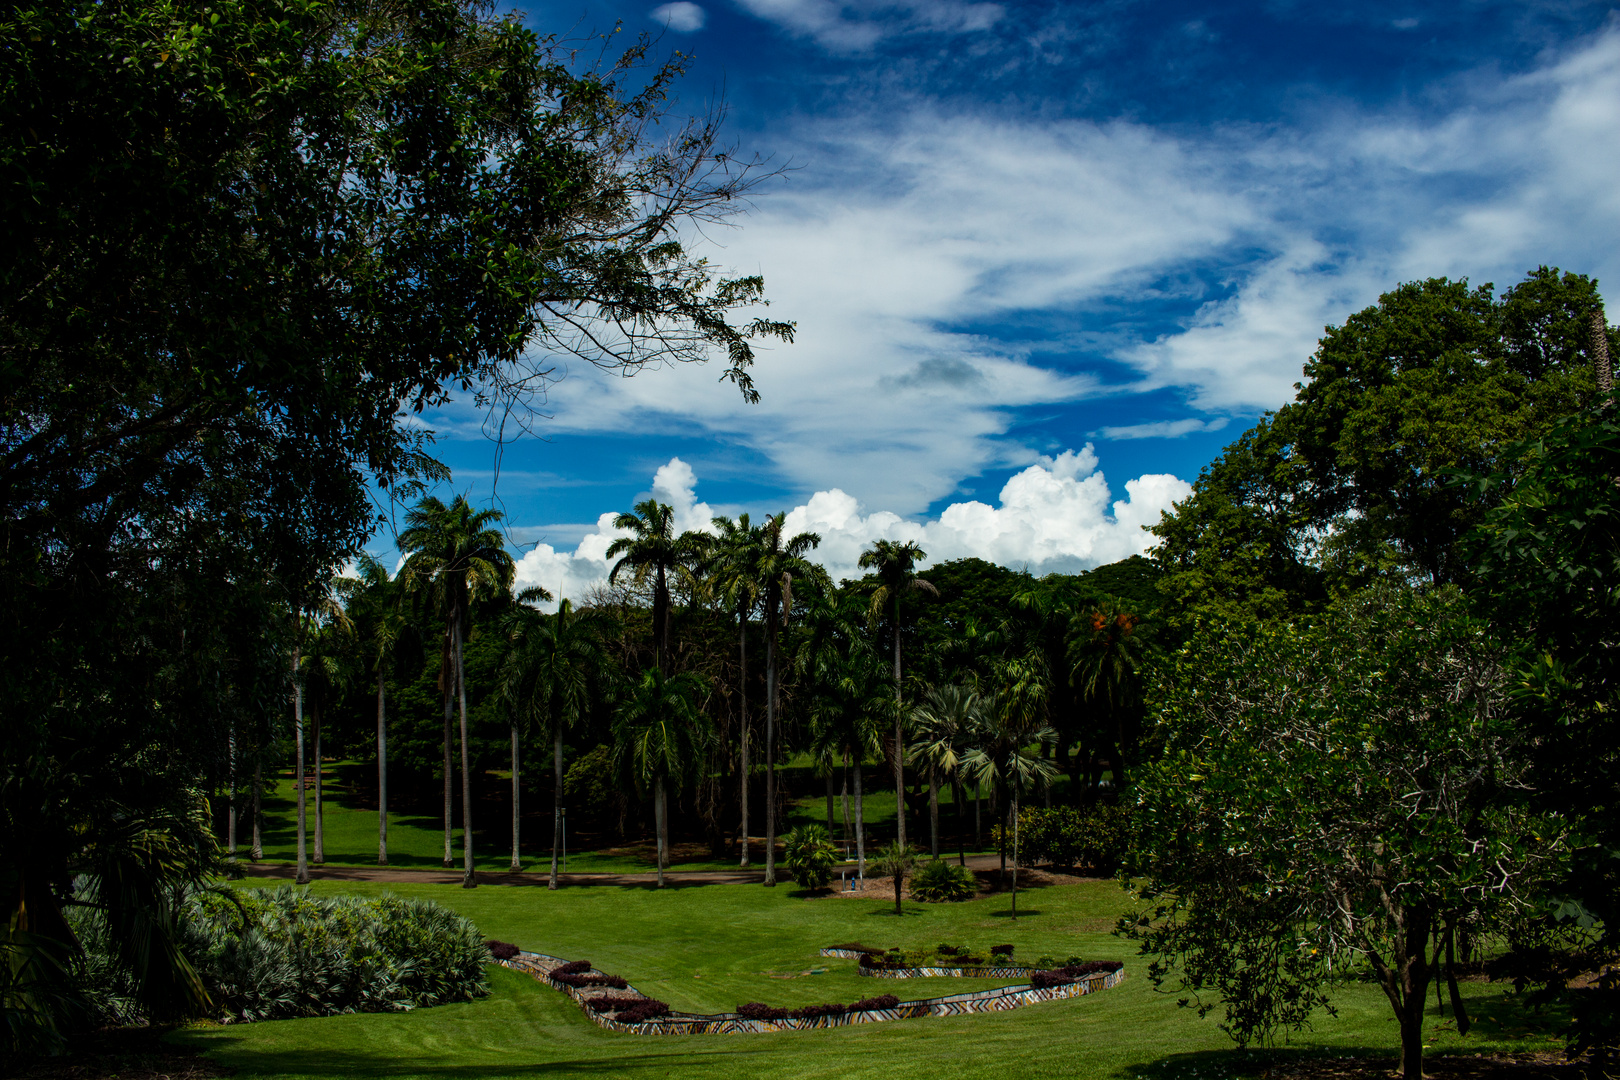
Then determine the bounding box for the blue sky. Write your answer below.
[394,0,1620,599]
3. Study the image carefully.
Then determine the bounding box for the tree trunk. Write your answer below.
[227,722,237,861]
[294,645,309,885]
[550,728,563,890]
[442,628,454,869]
[1595,308,1613,397]
[1010,795,1019,920]
[894,870,903,915]
[854,759,866,880]
[826,769,835,832]
[997,783,1008,882]
[655,774,667,889]
[955,779,966,866]
[456,616,476,888]
[312,693,323,865]
[510,722,522,873]
[764,617,778,887]
[377,671,388,866]
[928,767,939,857]
[251,759,262,861]
[738,617,750,868]
[892,595,905,850]
[1370,907,1433,1080]
[974,781,981,848]
[841,754,851,851]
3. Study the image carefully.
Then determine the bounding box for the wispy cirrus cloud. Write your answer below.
[730,0,1003,52]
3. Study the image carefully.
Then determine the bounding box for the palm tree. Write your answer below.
[799,588,885,881]
[501,592,606,888]
[710,514,763,867]
[755,514,824,886]
[289,583,347,884]
[857,539,937,850]
[605,500,710,674]
[613,668,714,888]
[336,554,411,866]
[400,495,516,888]
[300,617,351,867]
[963,677,1058,920]
[1067,600,1146,793]
[874,842,916,916]
[909,684,983,863]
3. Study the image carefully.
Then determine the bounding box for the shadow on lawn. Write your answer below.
[181,1038,757,1078]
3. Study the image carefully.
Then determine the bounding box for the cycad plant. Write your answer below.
[781,824,839,891]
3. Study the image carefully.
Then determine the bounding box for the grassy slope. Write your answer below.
[177,878,1564,1080]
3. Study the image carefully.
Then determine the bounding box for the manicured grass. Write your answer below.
[175,877,1566,1080]
[254,770,1001,873]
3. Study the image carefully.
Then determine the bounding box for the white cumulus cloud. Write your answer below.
[511,451,1188,607]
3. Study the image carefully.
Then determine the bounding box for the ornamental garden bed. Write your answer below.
[820,942,1125,982]
[493,944,1124,1034]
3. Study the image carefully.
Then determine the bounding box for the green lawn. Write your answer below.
[253,769,1001,874]
[175,877,1566,1080]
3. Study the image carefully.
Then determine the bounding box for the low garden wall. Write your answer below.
[499,951,1123,1035]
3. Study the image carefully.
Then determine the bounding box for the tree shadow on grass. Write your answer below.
[984,908,1042,918]
[175,1038,761,1079]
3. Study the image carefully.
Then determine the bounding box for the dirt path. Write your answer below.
[239,853,1017,889]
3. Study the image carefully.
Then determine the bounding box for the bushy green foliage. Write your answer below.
[908,859,975,902]
[70,887,489,1025]
[782,825,839,891]
[994,805,1131,872]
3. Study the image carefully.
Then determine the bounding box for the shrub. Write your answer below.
[83,885,492,1025]
[1030,961,1123,988]
[937,944,960,956]
[554,972,628,990]
[990,944,1014,958]
[615,999,670,1023]
[737,1001,788,1021]
[909,859,975,902]
[850,994,899,1011]
[783,824,840,890]
[552,960,592,975]
[487,941,520,961]
[826,942,883,955]
[992,805,1133,871]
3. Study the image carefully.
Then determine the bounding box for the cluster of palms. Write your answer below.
[275,493,1145,893]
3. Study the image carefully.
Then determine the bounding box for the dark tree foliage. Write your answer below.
[1152,268,1610,623]
[1,0,786,1052]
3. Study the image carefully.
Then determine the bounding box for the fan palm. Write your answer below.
[1067,600,1147,792]
[857,539,937,849]
[336,554,411,866]
[909,684,984,863]
[501,592,606,887]
[755,514,824,886]
[963,677,1058,920]
[709,513,763,867]
[399,495,516,888]
[613,668,714,888]
[605,499,710,674]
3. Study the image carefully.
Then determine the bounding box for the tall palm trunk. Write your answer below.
[294,646,309,885]
[442,628,454,868]
[928,767,939,857]
[1010,794,1020,920]
[997,781,1009,881]
[227,722,237,861]
[892,594,905,849]
[853,757,866,880]
[510,721,521,873]
[738,617,749,868]
[826,769,835,832]
[251,759,262,860]
[654,775,667,888]
[377,671,389,866]
[455,615,476,888]
[764,624,778,886]
[312,693,324,865]
[550,727,564,889]
[955,779,966,866]
[841,754,851,849]
[974,781,981,848]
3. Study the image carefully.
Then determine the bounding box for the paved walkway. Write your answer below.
[238,853,1012,888]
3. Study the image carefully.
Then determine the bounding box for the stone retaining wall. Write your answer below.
[499,951,1123,1035]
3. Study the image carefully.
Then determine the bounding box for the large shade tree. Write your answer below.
[1123,587,1559,1080]
[0,0,788,1052]
[399,496,516,888]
